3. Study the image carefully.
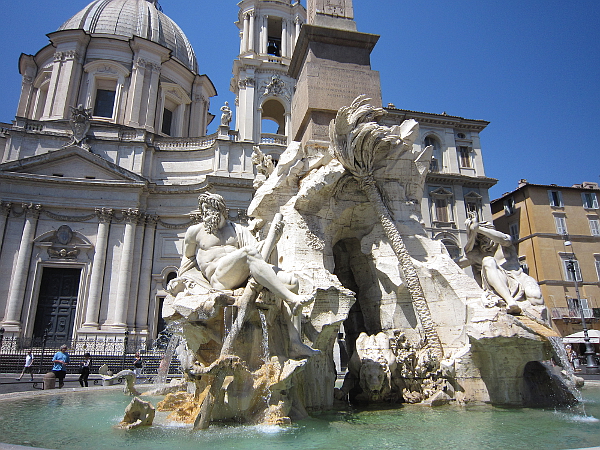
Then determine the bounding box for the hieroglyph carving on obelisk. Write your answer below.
[308,0,354,24]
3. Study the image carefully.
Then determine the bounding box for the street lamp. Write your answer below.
[564,237,598,371]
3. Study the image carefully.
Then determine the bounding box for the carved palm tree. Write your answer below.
[329,96,443,359]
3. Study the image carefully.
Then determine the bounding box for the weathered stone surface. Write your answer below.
[117,397,155,430]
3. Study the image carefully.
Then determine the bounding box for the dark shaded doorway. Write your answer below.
[33,267,81,342]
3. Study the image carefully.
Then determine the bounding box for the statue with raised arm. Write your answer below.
[459,213,543,314]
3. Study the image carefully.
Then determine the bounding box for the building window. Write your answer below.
[424,136,442,172]
[158,83,192,137]
[83,61,130,123]
[464,191,482,220]
[589,217,600,236]
[267,16,282,56]
[458,146,471,168]
[161,108,173,136]
[93,88,116,118]
[503,197,515,215]
[567,297,591,317]
[595,257,600,281]
[509,223,519,241]
[435,198,449,222]
[548,190,563,207]
[554,215,568,235]
[582,192,599,209]
[441,239,461,260]
[562,257,582,282]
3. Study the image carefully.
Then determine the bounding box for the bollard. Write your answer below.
[43,372,56,390]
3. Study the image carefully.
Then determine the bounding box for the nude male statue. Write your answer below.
[459,213,543,315]
[176,192,312,315]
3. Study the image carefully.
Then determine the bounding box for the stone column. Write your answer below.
[285,112,292,144]
[282,19,289,58]
[144,63,161,132]
[239,31,245,55]
[125,58,147,127]
[295,17,301,47]
[135,215,158,332]
[112,209,141,328]
[243,13,250,52]
[249,11,255,52]
[261,16,269,55]
[82,208,113,328]
[2,204,41,328]
[0,202,12,255]
[49,50,81,120]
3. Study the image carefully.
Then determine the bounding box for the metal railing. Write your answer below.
[551,307,594,320]
[0,334,180,375]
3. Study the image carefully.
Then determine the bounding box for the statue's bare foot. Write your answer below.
[506,303,521,315]
[290,294,314,316]
[289,340,320,359]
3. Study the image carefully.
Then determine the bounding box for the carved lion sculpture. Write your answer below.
[335,332,399,403]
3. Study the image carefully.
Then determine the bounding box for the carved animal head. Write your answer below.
[358,359,389,400]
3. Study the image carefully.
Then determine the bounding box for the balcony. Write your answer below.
[551,307,595,321]
[260,133,287,146]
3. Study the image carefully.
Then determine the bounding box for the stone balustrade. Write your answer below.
[260,133,287,145]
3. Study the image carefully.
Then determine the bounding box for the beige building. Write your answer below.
[0,0,496,347]
[492,180,600,337]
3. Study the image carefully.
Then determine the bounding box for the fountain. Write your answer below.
[144,96,581,429]
[0,97,588,449]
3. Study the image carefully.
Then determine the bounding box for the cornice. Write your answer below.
[426,172,497,188]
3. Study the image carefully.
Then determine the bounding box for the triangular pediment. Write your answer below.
[0,146,147,183]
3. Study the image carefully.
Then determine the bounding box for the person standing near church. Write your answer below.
[16,350,34,381]
[79,353,91,387]
[52,345,70,388]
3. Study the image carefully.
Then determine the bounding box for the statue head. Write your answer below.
[198,193,227,234]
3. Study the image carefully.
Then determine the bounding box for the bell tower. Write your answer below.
[231,0,306,144]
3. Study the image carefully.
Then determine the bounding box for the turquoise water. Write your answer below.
[1,385,600,450]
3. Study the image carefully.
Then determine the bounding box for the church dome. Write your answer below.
[58,0,198,72]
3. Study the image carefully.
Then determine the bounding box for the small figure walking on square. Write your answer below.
[17,350,34,381]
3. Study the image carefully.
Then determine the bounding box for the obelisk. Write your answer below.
[289,0,382,147]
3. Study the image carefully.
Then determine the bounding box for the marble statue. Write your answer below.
[459,212,544,314]
[170,192,312,315]
[220,101,232,128]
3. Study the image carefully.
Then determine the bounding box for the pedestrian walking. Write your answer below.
[79,353,91,387]
[16,350,34,381]
[51,345,70,388]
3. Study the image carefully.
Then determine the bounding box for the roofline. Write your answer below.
[491,181,600,203]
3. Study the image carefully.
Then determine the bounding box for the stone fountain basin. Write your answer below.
[0,383,599,450]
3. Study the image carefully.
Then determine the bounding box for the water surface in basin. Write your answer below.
[1,384,600,450]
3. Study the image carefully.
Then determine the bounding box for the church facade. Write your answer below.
[0,0,495,345]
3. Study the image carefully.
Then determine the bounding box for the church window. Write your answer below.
[582,192,599,209]
[161,107,173,136]
[458,146,471,168]
[267,17,283,56]
[261,99,286,139]
[93,88,116,118]
[83,61,130,123]
[548,189,563,207]
[158,83,192,137]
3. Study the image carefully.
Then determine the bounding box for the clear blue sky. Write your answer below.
[0,0,598,200]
